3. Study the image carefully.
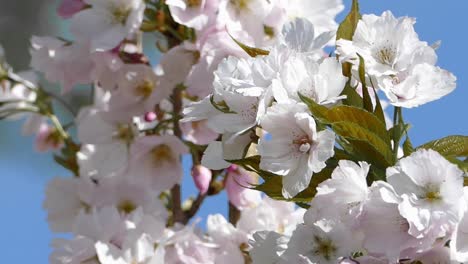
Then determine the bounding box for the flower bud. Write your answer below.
[144,111,157,122]
[35,124,63,152]
[191,165,212,195]
[225,166,261,210]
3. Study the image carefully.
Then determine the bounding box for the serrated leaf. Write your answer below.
[357,54,374,113]
[333,122,394,167]
[255,168,334,202]
[341,82,363,108]
[298,93,329,123]
[229,35,269,57]
[336,0,361,77]
[341,138,392,169]
[418,135,468,158]
[336,0,361,41]
[388,123,411,149]
[371,87,387,124]
[403,136,414,156]
[327,105,391,145]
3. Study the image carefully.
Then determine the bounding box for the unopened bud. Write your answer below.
[192,165,212,195]
[226,167,261,210]
[144,111,157,122]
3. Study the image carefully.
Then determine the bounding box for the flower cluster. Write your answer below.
[0,0,466,263]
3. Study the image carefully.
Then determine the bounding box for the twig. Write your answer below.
[228,202,241,225]
[170,86,185,224]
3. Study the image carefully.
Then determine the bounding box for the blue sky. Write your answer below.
[0,1,467,262]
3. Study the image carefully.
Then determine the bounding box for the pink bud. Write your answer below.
[35,124,63,152]
[192,165,212,195]
[225,167,261,210]
[57,0,86,19]
[144,112,157,122]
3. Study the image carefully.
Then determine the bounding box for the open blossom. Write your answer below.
[70,0,145,51]
[275,57,347,105]
[30,37,95,93]
[249,231,290,264]
[387,149,464,240]
[336,11,435,78]
[127,135,189,192]
[282,221,361,264]
[108,64,170,120]
[258,102,335,198]
[180,119,218,145]
[76,107,136,179]
[237,196,305,237]
[358,181,429,261]
[286,0,344,38]
[378,62,456,108]
[166,0,219,30]
[312,160,370,224]
[451,187,468,262]
[336,11,456,108]
[164,224,218,264]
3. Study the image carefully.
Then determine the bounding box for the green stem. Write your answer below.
[165,26,184,42]
[48,114,69,140]
[392,107,401,161]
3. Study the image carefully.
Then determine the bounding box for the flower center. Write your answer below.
[135,79,155,99]
[422,184,442,203]
[117,199,137,214]
[293,136,312,153]
[374,44,397,66]
[187,0,202,7]
[115,124,134,143]
[111,5,131,25]
[229,0,250,12]
[151,144,174,165]
[312,236,337,261]
[45,128,63,148]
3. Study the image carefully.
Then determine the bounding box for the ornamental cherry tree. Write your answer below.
[0,0,467,263]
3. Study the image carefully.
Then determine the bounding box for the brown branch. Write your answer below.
[170,86,185,224]
[183,192,207,224]
[228,202,241,225]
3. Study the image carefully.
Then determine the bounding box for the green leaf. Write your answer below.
[336,0,361,77]
[417,135,468,158]
[227,155,261,174]
[370,87,387,124]
[333,122,394,167]
[255,168,334,202]
[403,136,415,156]
[357,54,374,113]
[341,82,363,108]
[340,138,393,169]
[336,0,361,41]
[229,35,269,57]
[298,93,330,123]
[327,105,391,145]
[388,123,411,149]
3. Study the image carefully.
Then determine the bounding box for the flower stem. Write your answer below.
[392,106,402,161]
